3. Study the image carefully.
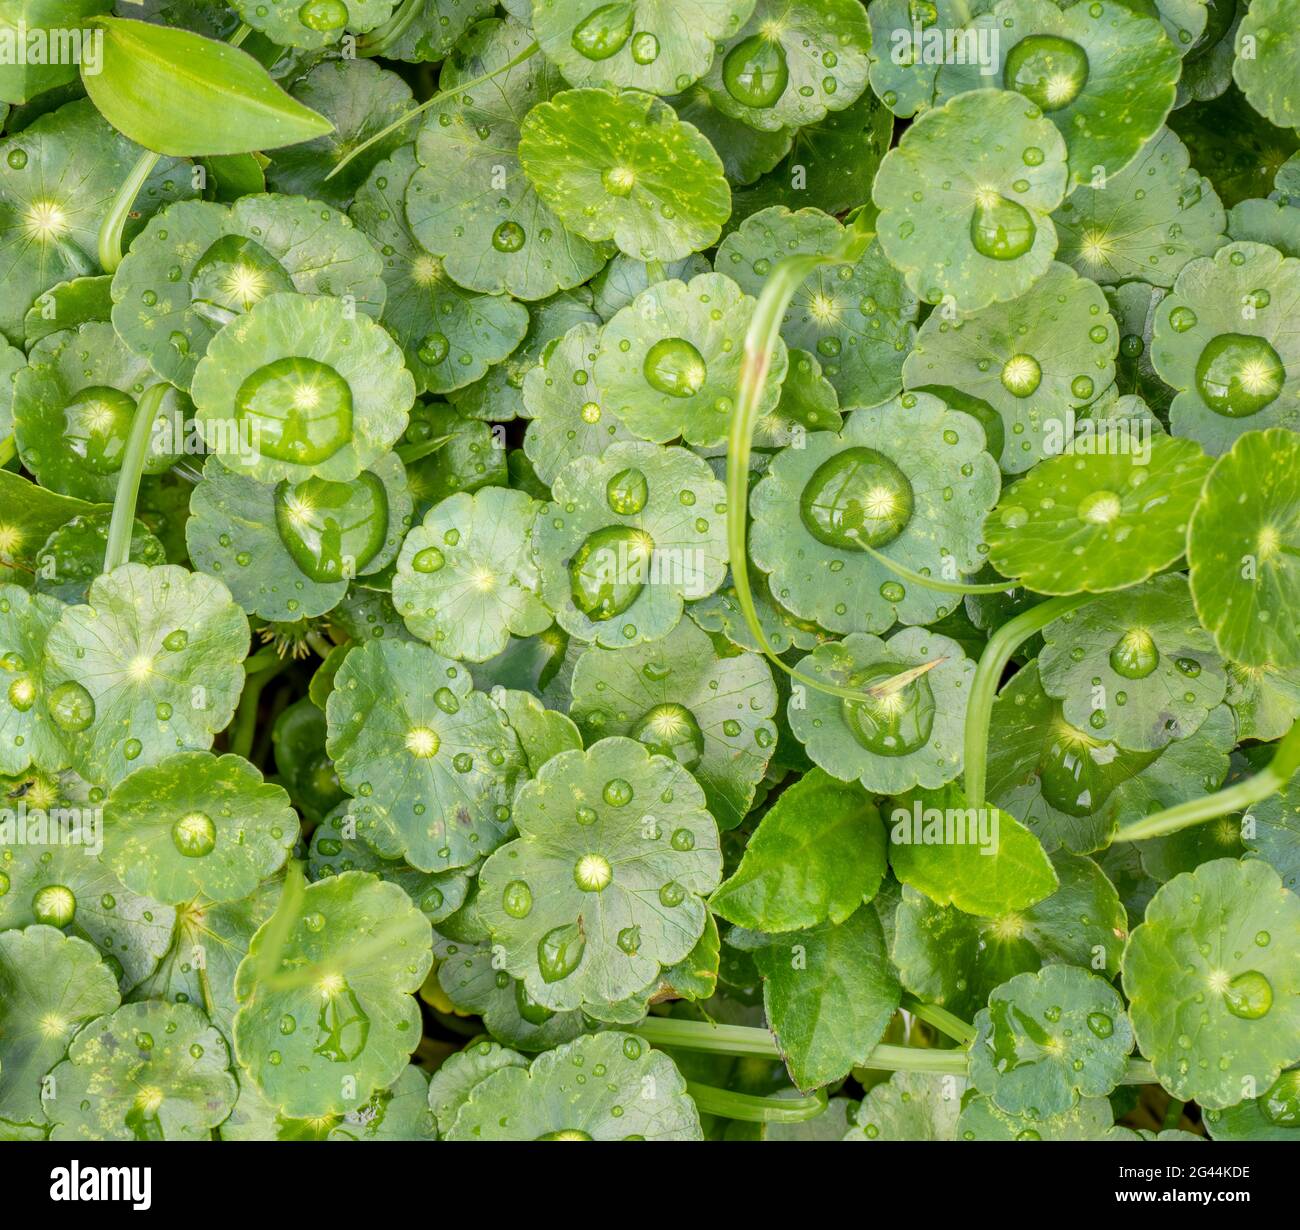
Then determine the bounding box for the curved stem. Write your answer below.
[102,383,169,573]
[962,593,1092,807]
[0,435,15,469]
[324,40,541,183]
[1113,718,1300,842]
[357,0,422,57]
[98,149,160,274]
[727,218,935,706]
[229,659,289,760]
[901,995,976,1046]
[856,542,1022,595]
[687,1082,828,1124]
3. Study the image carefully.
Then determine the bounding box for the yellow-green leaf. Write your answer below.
[81,17,332,156]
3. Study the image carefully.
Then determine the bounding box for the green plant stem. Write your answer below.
[102,383,169,573]
[857,542,1021,595]
[1113,717,1300,842]
[358,0,422,57]
[98,149,161,274]
[1161,1097,1185,1132]
[727,212,915,705]
[243,647,284,675]
[394,432,457,465]
[634,1018,1158,1085]
[686,1082,828,1124]
[230,23,250,47]
[632,1018,968,1075]
[645,259,666,283]
[962,593,1092,807]
[230,659,288,760]
[0,435,15,469]
[901,995,976,1046]
[306,631,336,660]
[324,40,541,182]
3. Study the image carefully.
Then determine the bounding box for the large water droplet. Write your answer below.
[418,332,449,366]
[799,447,914,551]
[191,235,294,327]
[48,681,94,732]
[1222,970,1272,1020]
[503,880,533,918]
[236,356,353,466]
[515,979,555,1025]
[314,978,371,1062]
[722,35,789,108]
[1086,1011,1114,1039]
[630,702,704,769]
[1000,354,1042,397]
[1003,35,1090,111]
[569,526,653,621]
[538,921,586,982]
[571,3,635,60]
[573,852,612,892]
[33,883,76,927]
[841,662,935,756]
[171,811,216,858]
[492,221,525,253]
[970,195,1037,261]
[274,471,389,584]
[1194,334,1284,418]
[62,386,138,475]
[1109,628,1158,679]
[299,0,349,33]
[606,467,648,515]
[643,337,706,398]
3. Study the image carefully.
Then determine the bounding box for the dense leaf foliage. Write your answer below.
[0,0,1296,1147]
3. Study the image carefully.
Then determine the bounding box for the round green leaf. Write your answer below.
[532,441,728,647]
[1122,857,1300,1109]
[789,629,973,794]
[1204,1066,1300,1141]
[446,1030,703,1139]
[1188,428,1300,670]
[969,964,1134,1117]
[407,17,608,302]
[522,321,640,486]
[0,925,120,1129]
[750,394,1001,634]
[865,0,984,119]
[717,207,918,408]
[873,88,1069,311]
[668,86,793,186]
[112,194,386,392]
[1228,196,1300,259]
[325,638,523,871]
[596,272,784,447]
[700,0,871,133]
[0,99,195,344]
[1233,0,1299,129]
[23,274,113,347]
[1039,573,1228,750]
[984,431,1212,592]
[936,0,1180,186]
[0,813,176,992]
[519,87,731,263]
[477,736,722,1011]
[902,262,1117,474]
[191,292,415,485]
[393,487,551,662]
[233,871,432,1118]
[369,0,497,61]
[42,564,249,787]
[569,615,777,828]
[354,144,531,396]
[187,453,411,622]
[844,1070,966,1141]
[1053,128,1226,289]
[102,752,296,906]
[1226,658,1300,743]
[1151,241,1300,454]
[688,573,830,656]
[43,1000,236,1140]
[957,1091,1124,1140]
[533,0,754,96]
[12,322,175,502]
